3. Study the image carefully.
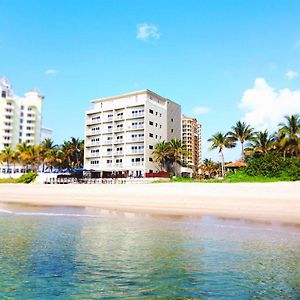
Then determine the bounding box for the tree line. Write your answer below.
[207,114,300,177]
[0,137,84,172]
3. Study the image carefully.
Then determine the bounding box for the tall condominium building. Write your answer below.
[84,90,181,177]
[0,77,44,151]
[181,115,202,170]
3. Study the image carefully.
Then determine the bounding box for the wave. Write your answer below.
[0,208,102,218]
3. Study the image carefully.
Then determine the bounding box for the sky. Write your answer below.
[1,0,300,161]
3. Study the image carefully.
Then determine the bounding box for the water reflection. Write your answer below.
[0,208,299,299]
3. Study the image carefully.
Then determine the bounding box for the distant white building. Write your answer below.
[84,89,181,178]
[0,77,53,176]
[41,127,53,141]
[0,77,45,151]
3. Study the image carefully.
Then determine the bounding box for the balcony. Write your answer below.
[88,153,100,158]
[86,130,101,136]
[104,139,113,144]
[131,137,144,142]
[114,151,123,156]
[86,142,101,147]
[128,125,144,130]
[3,123,12,129]
[114,127,124,132]
[114,163,123,168]
[86,119,101,125]
[131,149,144,154]
[115,115,124,121]
[114,139,123,144]
[131,162,144,166]
[128,112,144,119]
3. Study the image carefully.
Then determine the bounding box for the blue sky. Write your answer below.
[1,0,300,161]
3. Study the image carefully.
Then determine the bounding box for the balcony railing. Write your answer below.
[114,163,123,168]
[114,139,124,144]
[131,162,144,166]
[115,115,124,120]
[104,140,113,144]
[129,113,144,118]
[128,125,144,130]
[114,127,124,132]
[86,119,101,125]
[131,149,144,154]
[114,151,123,156]
[87,130,101,136]
[131,137,144,142]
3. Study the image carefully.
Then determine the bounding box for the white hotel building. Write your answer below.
[0,77,44,151]
[84,90,181,177]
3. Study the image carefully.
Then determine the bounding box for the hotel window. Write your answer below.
[159,113,162,117]
[107,148,112,153]
[160,125,162,128]
[149,133,153,138]
[149,145,153,150]
[155,112,158,116]
[149,157,153,162]
[155,123,158,127]
[2,91,6,98]
[20,112,24,117]
[149,121,153,126]
[155,135,158,139]
[171,129,174,133]
[149,109,154,114]
[21,105,24,110]
[107,159,112,164]
[171,118,174,122]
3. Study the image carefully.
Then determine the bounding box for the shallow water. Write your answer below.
[0,205,299,299]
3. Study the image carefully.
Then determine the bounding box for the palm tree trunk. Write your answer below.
[241,142,244,161]
[221,150,225,177]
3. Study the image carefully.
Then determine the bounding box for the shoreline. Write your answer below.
[0,182,299,225]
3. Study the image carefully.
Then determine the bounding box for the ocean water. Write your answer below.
[0,206,299,299]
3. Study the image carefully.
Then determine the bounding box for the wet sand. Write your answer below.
[0,182,299,225]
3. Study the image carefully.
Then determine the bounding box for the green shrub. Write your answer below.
[16,172,37,184]
[245,151,284,177]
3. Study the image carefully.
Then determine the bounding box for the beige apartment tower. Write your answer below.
[84,90,181,177]
[181,115,202,170]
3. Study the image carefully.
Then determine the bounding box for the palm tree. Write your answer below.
[168,138,187,167]
[152,141,170,171]
[62,137,84,168]
[208,132,236,177]
[43,148,64,171]
[40,138,57,171]
[227,121,255,160]
[245,130,275,157]
[0,146,15,173]
[17,142,30,171]
[278,114,300,157]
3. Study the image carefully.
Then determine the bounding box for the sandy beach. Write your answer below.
[0,182,299,225]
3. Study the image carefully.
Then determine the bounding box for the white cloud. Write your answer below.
[286,70,298,79]
[193,106,211,115]
[238,78,300,131]
[136,23,160,41]
[45,69,58,76]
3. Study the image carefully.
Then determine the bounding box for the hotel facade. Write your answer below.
[84,90,181,177]
[0,77,44,151]
[181,115,202,170]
